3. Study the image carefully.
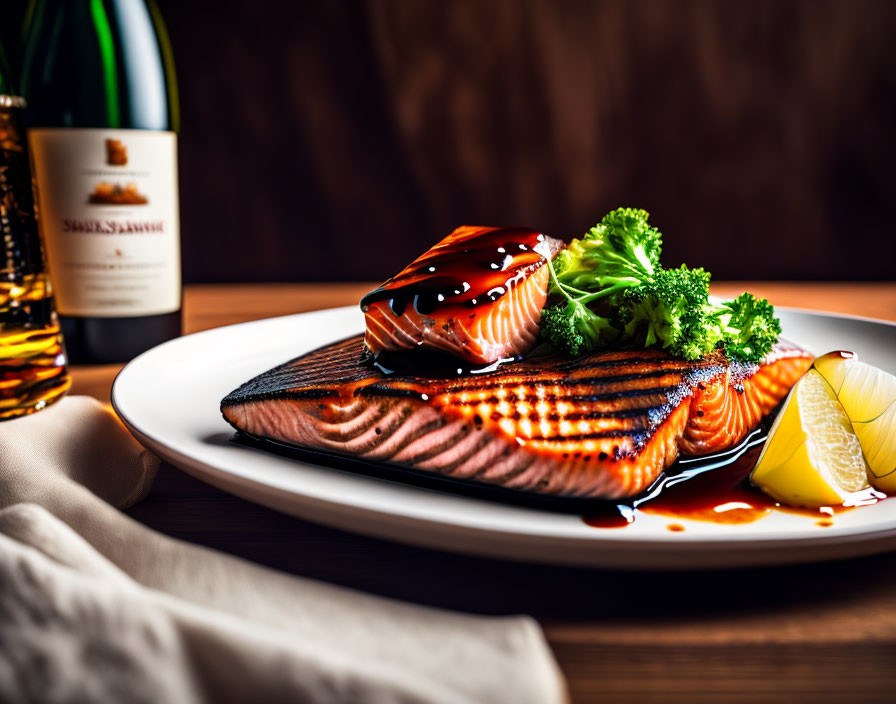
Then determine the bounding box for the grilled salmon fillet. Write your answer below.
[221,336,812,500]
[361,226,563,365]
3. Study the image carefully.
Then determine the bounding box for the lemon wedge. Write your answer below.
[813,351,896,491]
[751,369,869,507]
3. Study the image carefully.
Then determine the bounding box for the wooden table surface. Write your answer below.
[73,282,896,704]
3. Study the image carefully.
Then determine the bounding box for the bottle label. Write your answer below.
[28,128,181,317]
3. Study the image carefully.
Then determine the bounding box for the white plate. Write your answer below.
[112,306,896,569]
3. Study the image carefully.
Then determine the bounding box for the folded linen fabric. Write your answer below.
[0,396,567,704]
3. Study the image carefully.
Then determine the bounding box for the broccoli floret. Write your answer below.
[622,265,718,360]
[711,292,782,363]
[551,208,662,301]
[540,301,618,356]
[597,207,663,272]
[540,207,780,363]
[621,271,780,362]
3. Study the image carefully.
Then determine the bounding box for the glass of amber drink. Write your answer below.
[0,94,70,420]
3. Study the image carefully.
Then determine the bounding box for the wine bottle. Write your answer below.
[19,0,181,363]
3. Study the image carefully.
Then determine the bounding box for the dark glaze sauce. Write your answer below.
[360,226,553,318]
[583,422,886,529]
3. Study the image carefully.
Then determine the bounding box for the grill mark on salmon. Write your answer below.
[372,367,690,397]
[354,384,682,402]
[361,226,563,365]
[222,335,813,499]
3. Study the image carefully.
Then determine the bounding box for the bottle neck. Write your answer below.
[20,0,177,131]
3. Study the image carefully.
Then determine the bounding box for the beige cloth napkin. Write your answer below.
[0,396,567,704]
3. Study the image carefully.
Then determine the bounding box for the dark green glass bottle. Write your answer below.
[20,0,181,364]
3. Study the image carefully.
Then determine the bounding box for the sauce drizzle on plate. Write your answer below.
[583,423,886,529]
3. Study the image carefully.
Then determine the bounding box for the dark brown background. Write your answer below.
[5,0,896,283]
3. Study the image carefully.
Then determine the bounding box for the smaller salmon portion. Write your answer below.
[221,337,813,500]
[361,226,563,365]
